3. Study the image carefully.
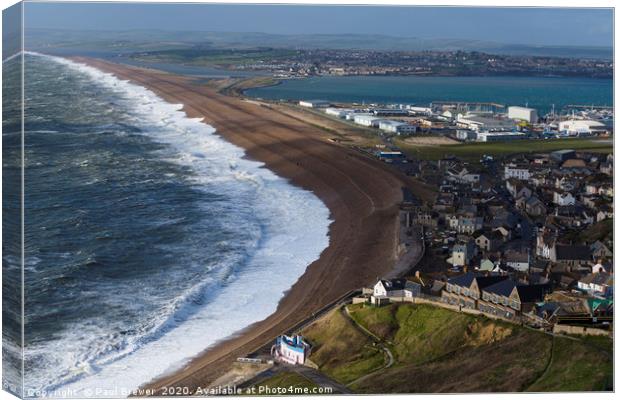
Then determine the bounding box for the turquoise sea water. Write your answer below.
[245,75,613,114]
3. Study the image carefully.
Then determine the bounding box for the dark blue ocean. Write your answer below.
[245,75,613,114]
[2,53,330,396]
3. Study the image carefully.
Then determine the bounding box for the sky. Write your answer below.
[23,2,613,47]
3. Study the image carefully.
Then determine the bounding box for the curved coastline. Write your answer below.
[69,56,410,395]
[24,53,334,395]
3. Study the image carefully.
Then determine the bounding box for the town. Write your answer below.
[130,48,613,79]
[201,96,613,394]
[297,97,613,332]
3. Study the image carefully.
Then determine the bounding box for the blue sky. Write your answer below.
[23,3,613,47]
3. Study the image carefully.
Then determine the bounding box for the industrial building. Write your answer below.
[378,120,418,135]
[372,108,409,117]
[456,114,516,132]
[406,106,432,115]
[324,107,353,118]
[477,131,527,142]
[508,106,538,124]
[353,114,384,127]
[558,119,608,135]
[456,130,477,141]
[298,99,331,108]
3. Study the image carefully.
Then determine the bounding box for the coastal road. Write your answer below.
[73,57,427,395]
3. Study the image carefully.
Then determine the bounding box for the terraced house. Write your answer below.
[442,273,551,319]
[478,279,551,319]
[441,272,508,310]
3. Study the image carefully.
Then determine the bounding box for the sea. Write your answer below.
[2,53,331,397]
[245,75,614,115]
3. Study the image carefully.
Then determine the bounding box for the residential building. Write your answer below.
[456,216,484,234]
[577,272,613,298]
[479,279,550,318]
[504,249,531,272]
[373,278,421,299]
[550,244,592,267]
[590,241,613,260]
[479,258,496,272]
[524,196,547,216]
[272,335,311,365]
[504,165,531,181]
[553,191,576,206]
[475,231,503,252]
[447,240,477,267]
[441,273,509,310]
[536,229,560,259]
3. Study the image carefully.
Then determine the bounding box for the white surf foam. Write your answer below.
[25,52,332,397]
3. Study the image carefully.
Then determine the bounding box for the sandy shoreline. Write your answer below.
[72,57,417,394]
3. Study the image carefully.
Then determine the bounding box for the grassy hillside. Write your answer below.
[301,308,385,384]
[257,371,318,391]
[527,336,613,392]
[299,303,612,393]
[395,137,613,161]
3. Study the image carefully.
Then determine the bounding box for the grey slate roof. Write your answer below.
[555,245,591,261]
[447,272,477,287]
[483,279,517,297]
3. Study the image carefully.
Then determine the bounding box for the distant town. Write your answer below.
[130,48,613,79]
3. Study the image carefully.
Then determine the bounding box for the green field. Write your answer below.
[395,137,613,161]
[297,303,612,393]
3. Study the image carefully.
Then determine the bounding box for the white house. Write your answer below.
[373,278,421,299]
[272,335,311,365]
[504,250,530,272]
[553,191,576,206]
[536,230,557,259]
[504,165,531,180]
[457,217,484,234]
[446,168,480,184]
